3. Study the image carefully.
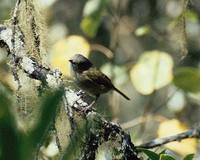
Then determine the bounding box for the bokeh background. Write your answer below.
[0,0,200,159]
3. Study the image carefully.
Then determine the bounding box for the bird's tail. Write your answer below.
[113,87,130,100]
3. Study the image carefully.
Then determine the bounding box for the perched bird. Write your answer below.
[69,54,130,100]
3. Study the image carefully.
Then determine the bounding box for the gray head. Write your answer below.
[69,54,93,73]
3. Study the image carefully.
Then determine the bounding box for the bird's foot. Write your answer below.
[81,100,96,114]
[76,90,85,97]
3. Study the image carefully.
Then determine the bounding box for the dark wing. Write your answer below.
[82,68,114,89]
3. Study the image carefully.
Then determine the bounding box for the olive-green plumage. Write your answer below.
[69,54,130,100]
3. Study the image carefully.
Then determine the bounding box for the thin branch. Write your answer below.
[121,115,167,130]
[179,0,189,60]
[90,44,114,59]
[152,89,178,113]
[137,127,200,149]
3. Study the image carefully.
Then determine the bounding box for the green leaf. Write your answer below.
[160,154,175,160]
[81,0,107,37]
[30,89,64,147]
[19,88,64,160]
[183,154,195,160]
[135,25,151,36]
[185,10,198,23]
[81,15,101,37]
[159,150,166,155]
[138,148,159,160]
[174,67,200,92]
[0,82,20,160]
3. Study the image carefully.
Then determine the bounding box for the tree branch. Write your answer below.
[0,5,140,159]
[137,127,200,149]
[64,88,140,160]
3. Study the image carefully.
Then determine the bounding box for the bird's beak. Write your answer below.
[69,59,73,63]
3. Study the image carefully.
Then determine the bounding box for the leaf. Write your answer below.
[83,0,102,16]
[160,154,175,160]
[81,0,107,37]
[183,154,195,160]
[138,148,159,160]
[135,25,151,36]
[167,89,185,112]
[174,67,200,93]
[130,50,174,95]
[159,150,166,155]
[17,89,64,160]
[185,10,198,23]
[30,88,64,148]
[0,82,20,160]
[81,15,101,37]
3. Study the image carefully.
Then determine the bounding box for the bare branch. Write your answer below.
[137,127,200,149]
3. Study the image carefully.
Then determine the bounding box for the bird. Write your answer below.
[69,54,130,100]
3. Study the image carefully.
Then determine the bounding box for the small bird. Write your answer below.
[69,54,130,100]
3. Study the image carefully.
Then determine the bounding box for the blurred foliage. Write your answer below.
[62,121,88,160]
[0,81,19,160]
[174,67,200,93]
[158,119,197,156]
[138,148,195,160]
[137,148,180,160]
[160,154,176,160]
[1,0,200,159]
[183,154,195,160]
[81,0,108,37]
[130,50,173,95]
[0,81,64,160]
[50,35,90,76]
[135,25,151,37]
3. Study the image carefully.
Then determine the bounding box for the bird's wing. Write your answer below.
[82,68,114,89]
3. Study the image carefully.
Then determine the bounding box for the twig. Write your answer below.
[139,92,156,137]
[90,44,114,59]
[152,89,178,113]
[137,127,200,149]
[121,115,167,130]
[179,0,189,60]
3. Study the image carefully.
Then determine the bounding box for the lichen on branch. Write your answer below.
[0,0,140,160]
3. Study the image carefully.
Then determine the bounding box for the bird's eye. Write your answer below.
[69,60,74,64]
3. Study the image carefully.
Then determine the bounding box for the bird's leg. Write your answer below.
[76,90,85,97]
[89,94,99,108]
[81,95,99,113]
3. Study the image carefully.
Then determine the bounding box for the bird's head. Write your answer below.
[69,54,93,73]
